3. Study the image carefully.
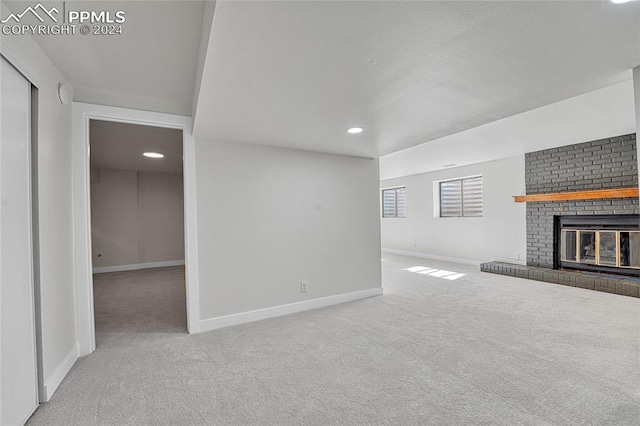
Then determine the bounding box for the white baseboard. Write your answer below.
[43,343,79,401]
[199,287,383,333]
[381,248,482,266]
[93,260,185,274]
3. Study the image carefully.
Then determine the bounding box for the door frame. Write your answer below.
[72,102,201,356]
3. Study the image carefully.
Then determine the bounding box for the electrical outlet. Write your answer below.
[300,281,308,293]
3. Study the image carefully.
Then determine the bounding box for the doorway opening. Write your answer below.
[89,120,187,338]
[73,103,200,357]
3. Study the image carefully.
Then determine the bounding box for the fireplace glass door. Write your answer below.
[579,231,596,264]
[620,232,640,268]
[598,231,617,266]
[561,229,640,270]
[560,230,577,262]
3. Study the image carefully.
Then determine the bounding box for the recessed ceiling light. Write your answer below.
[347,127,364,134]
[611,0,634,3]
[143,152,164,158]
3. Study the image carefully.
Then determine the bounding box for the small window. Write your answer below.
[382,187,406,218]
[440,176,482,217]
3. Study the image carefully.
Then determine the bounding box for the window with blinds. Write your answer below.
[439,176,483,217]
[382,187,406,218]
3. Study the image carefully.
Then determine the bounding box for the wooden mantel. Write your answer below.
[513,187,639,203]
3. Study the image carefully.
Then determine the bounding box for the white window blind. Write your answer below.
[382,187,406,218]
[440,176,483,217]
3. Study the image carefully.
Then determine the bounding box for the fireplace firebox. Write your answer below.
[555,215,640,276]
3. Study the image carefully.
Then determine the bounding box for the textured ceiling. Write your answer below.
[5,0,206,115]
[90,120,183,173]
[7,0,639,161]
[379,80,637,180]
[194,0,640,158]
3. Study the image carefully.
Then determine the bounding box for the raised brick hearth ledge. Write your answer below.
[480,262,639,298]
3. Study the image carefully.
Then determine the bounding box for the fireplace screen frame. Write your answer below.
[555,214,640,276]
[560,229,639,269]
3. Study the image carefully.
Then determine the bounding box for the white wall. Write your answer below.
[381,156,526,265]
[91,168,185,269]
[195,140,382,320]
[90,169,139,267]
[138,171,185,263]
[1,1,76,397]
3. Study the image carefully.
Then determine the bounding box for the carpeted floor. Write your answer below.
[27,256,640,425]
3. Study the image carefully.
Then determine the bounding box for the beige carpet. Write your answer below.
[27,257,640,425]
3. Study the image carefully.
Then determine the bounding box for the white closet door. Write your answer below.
[1,57,39,425]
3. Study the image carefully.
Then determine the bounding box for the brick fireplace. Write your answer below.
[481,133,640,297]
[525,134,639,268]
